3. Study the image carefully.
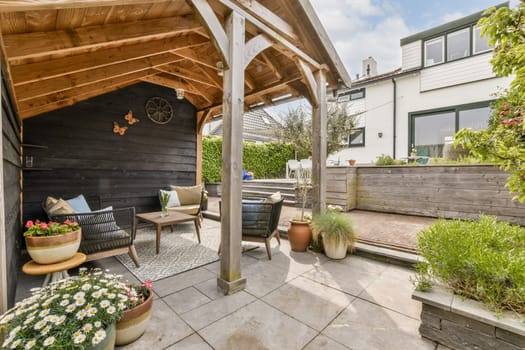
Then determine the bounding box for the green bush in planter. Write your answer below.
[415,215,525,315]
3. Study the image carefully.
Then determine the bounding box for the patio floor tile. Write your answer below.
[360,267,422,319]
[163,286,212,314]
[199,300,317,350]
[180,291,256,330]
[262,276,354,331]
[303,335,350,350]
[242,259,298,298]
[166,334,213,350]
[153,267,216,297]
[263,249,328,275]
[323,298,435,350]
[117,298,193,349]
[302,257,384,296]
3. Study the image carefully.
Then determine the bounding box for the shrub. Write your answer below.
[415,215,525,314]
[202,137,294,182]
[375,155,406,166]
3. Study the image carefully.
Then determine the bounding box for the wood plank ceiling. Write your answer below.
[0,0,349,121]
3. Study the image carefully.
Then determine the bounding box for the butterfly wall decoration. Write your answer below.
[124,110,140,125]
[113,122,128,136]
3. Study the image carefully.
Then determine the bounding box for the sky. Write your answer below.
[309,0,518,78]
[266,0,517,118]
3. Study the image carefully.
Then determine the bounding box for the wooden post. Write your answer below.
[0,59,7,313]
[217,11,246,295]
[311,67,327,215]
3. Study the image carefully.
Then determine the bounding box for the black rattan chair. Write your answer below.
[47,207,140,267]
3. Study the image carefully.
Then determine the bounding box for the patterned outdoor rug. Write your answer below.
[116,219,222,282]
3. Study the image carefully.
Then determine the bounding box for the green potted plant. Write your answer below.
[311,207,356,259]
[23,219,81,264]
[0,268,125,349]
[159,192,170,217]
[115,280,153,346]
[288,176,312,252]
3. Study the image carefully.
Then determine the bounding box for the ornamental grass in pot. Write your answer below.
[23,219,81,264]
[0,268,126,350]
[311,208,356,259]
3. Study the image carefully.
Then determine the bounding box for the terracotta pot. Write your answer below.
[91,322,116,350]
[288,221,312,252]
[25,229,81,264]
[116,289,153,345]
[322,235,348,259]
[348,159,356,166]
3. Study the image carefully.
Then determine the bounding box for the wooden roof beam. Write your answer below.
[10,33,208,85]
[260,51,282,80]
[140,73,214,104]
[233,0,298,43]
[4,16,203,65]
[214,0,321,69]
[15,53,185,101]
[188,0,230,68]
[0,0,171,12]
[155,64,218,88]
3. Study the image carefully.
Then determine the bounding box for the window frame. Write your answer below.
[472,25,491,55]
[337,88,365,102]
[409,101,493,156]
[422,24,492,68]
[424,36,444,67]
[348,127,365,148]
[446,27,470,62]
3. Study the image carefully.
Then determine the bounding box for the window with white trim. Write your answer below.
[349,127,365,147]
[473,26,491,54]
[447,28,470,61]
[424,37,444,66]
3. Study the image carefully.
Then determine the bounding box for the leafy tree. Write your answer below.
[454,2,525,201]
[275,103,357,157]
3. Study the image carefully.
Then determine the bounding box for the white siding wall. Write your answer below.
[420,53,495,91]
[401,41,421,70]
[330,73,512,164]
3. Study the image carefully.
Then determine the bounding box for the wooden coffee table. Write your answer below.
[135,211,201,254]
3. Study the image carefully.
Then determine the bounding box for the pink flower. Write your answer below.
[142,280,153,289]
[25,220,34,228]
[40,223,48,230]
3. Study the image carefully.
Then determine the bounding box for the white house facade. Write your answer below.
[330,3,512,164]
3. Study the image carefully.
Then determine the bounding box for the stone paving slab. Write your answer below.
[166,334,213,350]
[303,335,351,350]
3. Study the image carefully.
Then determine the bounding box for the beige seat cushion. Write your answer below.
[168,204,200,216]
[265,191,282,204]
[170,185,201,205]
[45,196,75,215]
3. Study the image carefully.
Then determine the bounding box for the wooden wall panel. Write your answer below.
[1,67,22,309]
[23,82,197,222]
[354,165,525,225]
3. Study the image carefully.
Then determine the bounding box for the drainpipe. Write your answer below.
[391,77,397,159]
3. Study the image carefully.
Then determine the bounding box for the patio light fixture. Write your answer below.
[175,88,184,100]
[216,61,224,76]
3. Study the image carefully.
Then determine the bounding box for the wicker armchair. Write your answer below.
[47,207,140,267]
[220,198,284,259]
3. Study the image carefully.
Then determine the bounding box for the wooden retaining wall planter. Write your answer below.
[412,287,525,350]
[326,165,525,225]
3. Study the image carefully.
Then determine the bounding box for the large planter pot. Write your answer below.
[116,289,153,345]
[91,322,116,350]
[288,221,311,252]
[25,229,81,264]
[322,235,347,259]
[205,182,221,197]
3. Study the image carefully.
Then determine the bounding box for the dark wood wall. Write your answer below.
[23,82,197,222]
[2,66,22,307]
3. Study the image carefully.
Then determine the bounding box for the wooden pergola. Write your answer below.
[0,0,350,298]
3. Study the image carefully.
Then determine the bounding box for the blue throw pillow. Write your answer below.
[66,194,91,213]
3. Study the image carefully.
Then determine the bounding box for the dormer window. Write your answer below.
[473,26,491,54]
[424,37,444,66]
[447,28,470,61]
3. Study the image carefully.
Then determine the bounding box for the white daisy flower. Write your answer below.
[41,325,51,336]
[99,300,110,308]
[24,339,36,349]
[92,329,107,345]
[76,309,87,320]
[66,304,76,313]
[34,320,46,330]
[81,283,92,291]
[23,316,35,325]
[94,321,102,328]
[75,298,86,306]
[8,325,21,337]
[82,323,93,333]
[38,309,50,317]
[87,307,97,317]
[55,315,66,325]
[73,331,86,344]
[0,313,14,324]
[106,306,116,314]
[43,336,55,346]
[73,292,85,300]
[91,290,102,299]
[10,339,21,348]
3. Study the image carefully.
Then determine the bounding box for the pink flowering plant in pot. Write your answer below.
[23,219,80,237]
[115,280,154,345]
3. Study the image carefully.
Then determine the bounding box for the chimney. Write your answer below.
[362,56,378,78]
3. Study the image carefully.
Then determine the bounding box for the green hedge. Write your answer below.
[202,136,294,182]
